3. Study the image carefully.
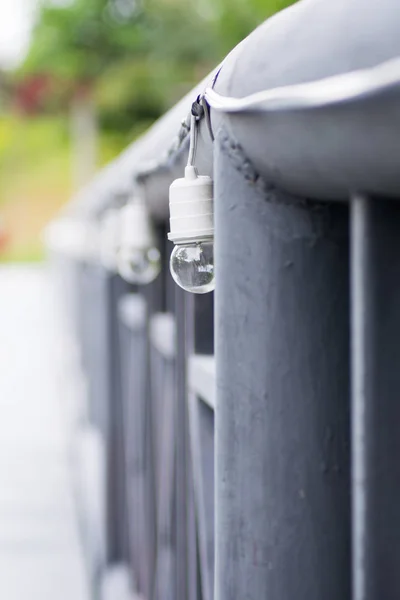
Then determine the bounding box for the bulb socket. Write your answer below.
[168,166,214,245]
[100,208,120,271]
[120,200,156,251]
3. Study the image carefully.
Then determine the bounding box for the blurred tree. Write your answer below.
[22,0,147,83]
[21,0,148,184]
[1,0,298,260]
[202,0,298,54]
[18,0,297,159]
[21,0,217,106]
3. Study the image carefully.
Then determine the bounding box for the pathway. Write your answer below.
[0,265,90,600]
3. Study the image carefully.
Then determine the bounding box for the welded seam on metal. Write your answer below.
[204,55,400,112]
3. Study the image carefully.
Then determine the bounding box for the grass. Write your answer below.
[0,114,72,262]
[0,112,126,262]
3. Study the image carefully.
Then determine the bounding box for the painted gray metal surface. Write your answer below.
[115,274,203,600]
[150,314,177,600]
[214,130,351,600]
[188,392,215,600]
[104,274,131,565]
[351,195,400,600]
[118,294,156,599]
[83,264,110,435]
[212,0,400,199]
[174,287,191,600]
[48,3,400,600]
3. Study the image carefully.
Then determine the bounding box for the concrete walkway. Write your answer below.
[0,266,90,600]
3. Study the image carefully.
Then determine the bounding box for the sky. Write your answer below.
[0,0,37,69]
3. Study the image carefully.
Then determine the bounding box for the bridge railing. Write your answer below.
[46,1,400,599]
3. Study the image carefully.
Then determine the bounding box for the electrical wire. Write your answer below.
[203,56,400,113]
[187,113,198,167]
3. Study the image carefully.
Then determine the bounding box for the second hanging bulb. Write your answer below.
[118,200,161,285]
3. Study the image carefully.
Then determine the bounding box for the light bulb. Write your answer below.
[118,245,161,285]
[170,240,214,294]
[118,199,161,285]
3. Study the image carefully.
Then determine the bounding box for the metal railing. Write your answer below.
[46,1,400,599]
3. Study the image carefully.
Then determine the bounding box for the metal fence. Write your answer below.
[47,1,400,599]
[54,247,215,600]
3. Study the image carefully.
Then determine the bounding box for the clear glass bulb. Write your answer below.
[170,241,215,294]
[118,246,161,285]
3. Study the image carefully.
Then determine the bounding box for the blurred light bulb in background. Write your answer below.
[119,245,161,285]
[170,240,214,294]
[117,199,161,285]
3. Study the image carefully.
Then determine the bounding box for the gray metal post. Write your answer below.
[84,263,110,434]
[175,286,190,600]
[118,293,156,598]
[214,132,351,600]
[105,273,130,565]
[351,195,400,600]
[174,288,214,600]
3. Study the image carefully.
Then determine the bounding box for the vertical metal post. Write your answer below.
[118,293,156,598]
[174,286,214,600]
[351,195,400,600]
[188,292,214,600]
[188,389,215,600]
[175,286,190,600]
[175,285,214,600]
[214,134,351,600]
[85,263,109,434]
[105,273,130,565]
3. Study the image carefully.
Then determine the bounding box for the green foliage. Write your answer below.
[208,0,298,54]
[0,0,297,262]
[0,114,71,261]
[0,114,69,193]
[21,0,296,132]
[21,0,218,87]
[22,0,147,81]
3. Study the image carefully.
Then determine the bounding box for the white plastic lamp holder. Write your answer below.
[168,165,213,245]
[118,198,161,285]
[100,208,120,271]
